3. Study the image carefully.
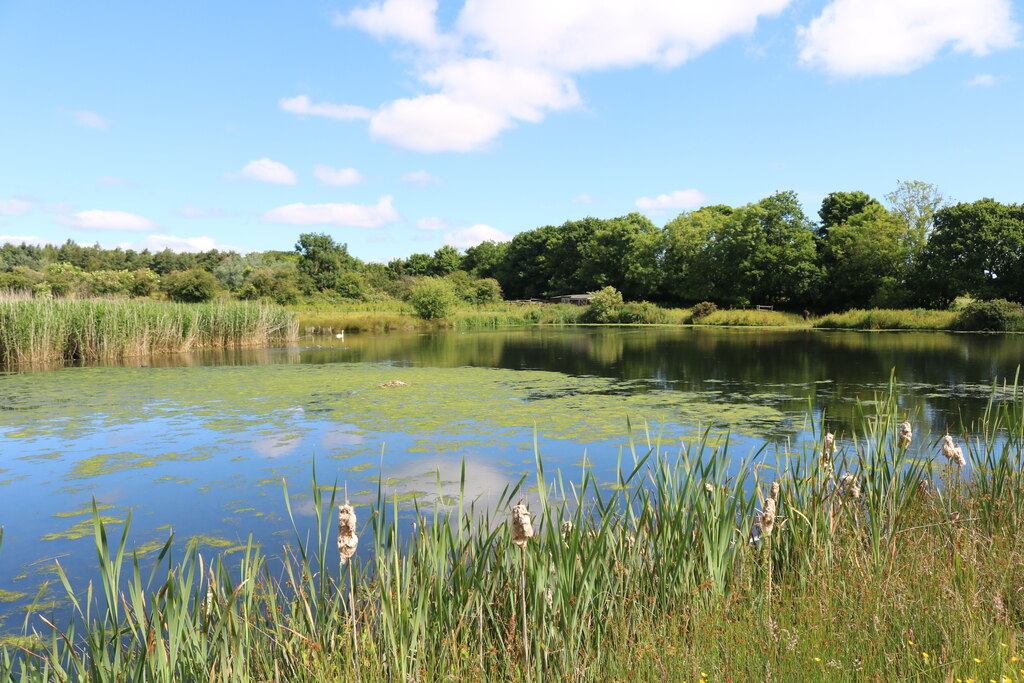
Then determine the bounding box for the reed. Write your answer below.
[3,376,1024,680]
[814,308,958,330]
[0,298,297,365]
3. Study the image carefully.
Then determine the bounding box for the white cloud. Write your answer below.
[237,158,298,185]
[336,0,790,152]
[572,193,596,204]
[279,95,373,121]
[115,234,243,253]
[417,216,451,231]
[262,196,400,228]
[314,165,365,187]
[635,189,707,211]
[72,110,111,131]
[966,73,999,87]
[798,0,1020,77]
[0,198,33,216]
[337,0,447,49]
[97,176,133,187]
[401,170,443,186]
[443,223,511,248]
[179,206,225,219]
[59,210,157,232]
[0,235,57,247]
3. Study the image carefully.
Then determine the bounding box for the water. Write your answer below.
[0,326,1021,622]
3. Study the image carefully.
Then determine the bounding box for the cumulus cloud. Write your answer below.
[237,158,298,185]
[798,0,1020,77]
[116,234,243,253]
[0,198,33,216]
[966,73,999,87]
[279,95,373,120]
[314,165,365,187]
[443,223,511,248]
[179,206,225,219]
[59,209,157,232]
[401,170,443,186]
[72,110,111,131]
[331,0,790,152]
[0,235,57,247]
[635,189,707,211]
[262,196,400,228]
[417,216,451,231]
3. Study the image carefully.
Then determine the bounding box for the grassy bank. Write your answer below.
[0,297,298,365]
[4,380,1024,680]
[814,308,959,330]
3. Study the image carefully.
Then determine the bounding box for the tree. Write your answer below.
[409,277,459,319]
[429,245,462,276]
[886,180,945,263]
[295,233,356,291]
[915,199,1024,306]
[579,213,664,301]
[163,269,218,303]
[663,205,733,304]
[817,191,882,239]
[819,203,910,309]
[462,241,507,279]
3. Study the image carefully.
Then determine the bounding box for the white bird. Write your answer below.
[335,332,344,339]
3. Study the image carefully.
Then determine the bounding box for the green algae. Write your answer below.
[0,590,27,603]
[43,516,122,541]
[52,503,114,518]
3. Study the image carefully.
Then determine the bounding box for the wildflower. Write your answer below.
[337,504,358,565]
[975,658,982,663]
[942,434,966,466]
[922,652,930,660]
[814,657,822,662]
[899,420,913,448]
[511,500,533,549]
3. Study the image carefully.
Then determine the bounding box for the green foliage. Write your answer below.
[585,285,623,323]
[335,271,367,300]
[409,277,459,319]
[955,299,1024,331]
[295,233,356,291]
[814,308,957,330]
[470,277,502,304]
[691,301,718,319]
[817,190,882,238]
[163,268,218,303]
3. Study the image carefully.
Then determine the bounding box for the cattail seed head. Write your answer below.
[560,520,574,539]
[898,421,913,448]
[769,481,780,501]
[839,472,861,499]
[704,482,715,494]
[941,434,966,466]
[511,501,533,549]
[823,431,835,456]
[337,505,358,565]
[760,498,777,537]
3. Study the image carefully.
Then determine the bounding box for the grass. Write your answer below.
[696,308,808,327]
[3,374,1024,680]
[0,296,298,365]
[814,308,959,330]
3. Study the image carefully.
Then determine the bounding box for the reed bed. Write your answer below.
[5,377,1024,681]
[696,308,807,327]
[0,298,298,365]
[814,308,958,330]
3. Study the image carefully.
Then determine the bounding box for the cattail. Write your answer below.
[704,482,715,494]
[941,434,966,466]
[769,481,780,501]
[511,501,533,549]
[760,498,777,537]
[839,472,861,499]
[337,505,358,565]
[823,431,835,456]
[898,421,913,448]
[561,519,574,540]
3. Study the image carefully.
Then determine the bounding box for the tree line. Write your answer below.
[2,180,1022,309]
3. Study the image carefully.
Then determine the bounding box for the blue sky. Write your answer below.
[1,0,1021,262]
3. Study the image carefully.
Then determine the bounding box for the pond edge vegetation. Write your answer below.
[3,375,1024,680]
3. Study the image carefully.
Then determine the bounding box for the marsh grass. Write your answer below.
[696,309,807,327]
[814,308,958,330]
[0,298,298,365]
[5,377,1024,680]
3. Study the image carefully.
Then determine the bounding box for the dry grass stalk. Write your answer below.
[338,505,359,565]
[941,434,966,466]
[511,501,533,549]
[898,420,913,448]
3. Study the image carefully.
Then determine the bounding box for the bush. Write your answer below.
[471,278,503,305]
[615,301,669,324]
[955,299,1024,331]
[586,286,623,323]
[691,301,718,320]
[335,272,367,300]
[163,269,218,303]
[409,278,459,319]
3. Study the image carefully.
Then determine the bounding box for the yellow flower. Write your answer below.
[909,640,916,646]
[814,657,822,662]
[975,658,983,663]
[922,652,930,659]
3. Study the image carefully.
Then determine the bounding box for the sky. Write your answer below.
[1,0,1022,262]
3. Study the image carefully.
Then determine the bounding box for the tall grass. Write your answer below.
[697,308,807,327]
[4,375,1024,680]
[814,308,958,330]
[0,298,298,365]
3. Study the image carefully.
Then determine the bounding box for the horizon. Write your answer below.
[1,0,1022,262]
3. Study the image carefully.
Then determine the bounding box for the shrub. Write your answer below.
[163,269,218,303]
[471,278,503,305]
[586,286,623,323]
[409,277,459,319]
[335,272,367,300]
[955,299,1024,331]
[616,301,669,324]
[128,269,160,298]
[691,301,718,320]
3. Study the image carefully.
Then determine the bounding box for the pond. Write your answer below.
[0,326,1021,623]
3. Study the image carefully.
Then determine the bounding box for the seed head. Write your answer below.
[898,421,913,448]
[941,434,966,467]
[839,472,861,499]
[823,431,835,456]
[560,519,574,540]
[760,498,777,537]
[511,501,533,549]
[337,505,359,565]
[769,481,780,501]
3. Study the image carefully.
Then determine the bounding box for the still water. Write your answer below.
[0,326,1021,620]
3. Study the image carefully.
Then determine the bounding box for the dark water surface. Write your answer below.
[0,326,1021,620]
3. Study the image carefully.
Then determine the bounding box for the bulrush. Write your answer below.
[337,505,359,565]
[941,434,966,466]
[561,519,574,540]
[511,501,533,549]
[769,481,780,501]
[761,498,777,538]
[839,473,861,499]
[822,431,835,468]
[898,421,913,448]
